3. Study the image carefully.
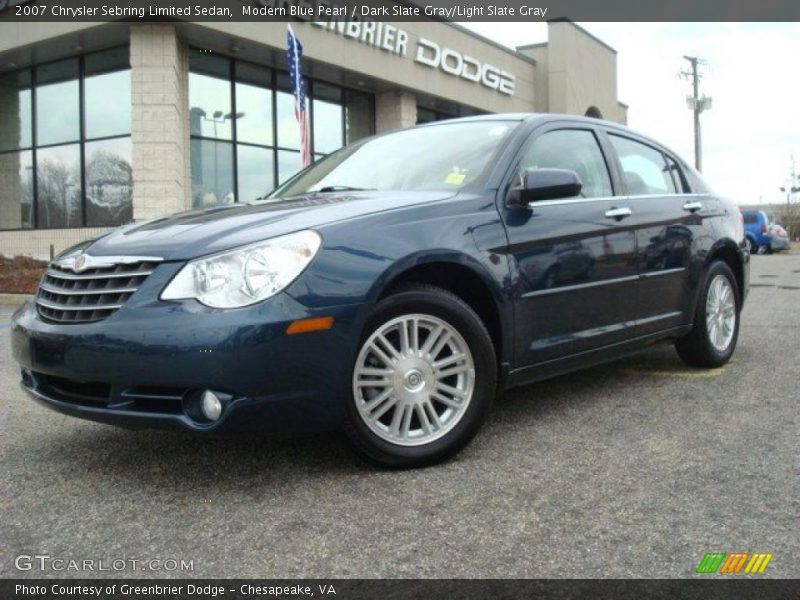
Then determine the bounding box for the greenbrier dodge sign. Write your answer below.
[250,0,517,95]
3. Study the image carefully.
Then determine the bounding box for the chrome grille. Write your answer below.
[36,260,159,324]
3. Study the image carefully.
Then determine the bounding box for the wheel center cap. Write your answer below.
[404,369,425,391]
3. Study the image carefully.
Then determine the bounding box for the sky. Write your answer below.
[462,22,800,206]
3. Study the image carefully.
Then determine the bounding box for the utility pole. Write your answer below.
[779,154,800,240]
[681,56,711,172]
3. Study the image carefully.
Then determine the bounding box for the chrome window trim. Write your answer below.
[640,268,687,279]
[528,192,706,209]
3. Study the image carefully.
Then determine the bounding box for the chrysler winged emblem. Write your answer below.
[72,253,87,272]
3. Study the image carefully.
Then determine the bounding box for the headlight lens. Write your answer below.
[161,230,321,308]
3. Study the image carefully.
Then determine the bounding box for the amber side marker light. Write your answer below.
[286,316,335,335]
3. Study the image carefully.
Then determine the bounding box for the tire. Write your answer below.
[675,260,741,368]
[343,283,497,468]
[746,238,757,254]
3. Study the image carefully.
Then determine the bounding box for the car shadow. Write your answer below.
[36,344,690,489]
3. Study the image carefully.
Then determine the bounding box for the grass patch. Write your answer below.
[0,255,46,294]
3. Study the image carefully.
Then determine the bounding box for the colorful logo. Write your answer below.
[696,552,773,574]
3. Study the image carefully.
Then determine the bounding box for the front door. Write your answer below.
[501,125,638,367]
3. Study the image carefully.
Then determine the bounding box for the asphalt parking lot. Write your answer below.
[1,254,798,579]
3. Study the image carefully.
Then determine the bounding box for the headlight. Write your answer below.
[161,230,321,308]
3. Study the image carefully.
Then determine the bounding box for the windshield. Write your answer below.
[268,120,517,198]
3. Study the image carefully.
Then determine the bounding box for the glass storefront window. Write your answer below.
[0,48,132,230]
[236,63,274,147]
[312,98,342,154]
[189,73,233,140]
[85,70,131,139]
[189,51,375,207]
[85,137,133,227]
[84,48,131,139]
[277,150,302,184]
[191,139,235,208]
[36,143,82,228]
[0,150,34,229]
[0,70,33,152]
[237,144,275,202]
[312,82,343,155]
[276,89,301,151]
[36,59,80,146]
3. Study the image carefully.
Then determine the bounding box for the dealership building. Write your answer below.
[0,16,627,258]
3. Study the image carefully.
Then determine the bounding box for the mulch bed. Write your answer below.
[0,255,47,294]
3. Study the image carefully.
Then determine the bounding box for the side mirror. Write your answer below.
[507,168,583,207]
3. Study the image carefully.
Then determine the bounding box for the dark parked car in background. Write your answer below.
[11,115,749,467]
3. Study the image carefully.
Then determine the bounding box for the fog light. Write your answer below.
[201,390,222,422]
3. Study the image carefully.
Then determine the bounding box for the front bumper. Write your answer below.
[11,266,367,433]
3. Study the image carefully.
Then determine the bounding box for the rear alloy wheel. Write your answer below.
[676,260,740,368]
[344,284,496,467]
[747,238,758,254]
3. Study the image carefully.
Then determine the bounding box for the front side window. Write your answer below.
[610,135,677,195]
[519,129,613,198]
[271,120,517,198]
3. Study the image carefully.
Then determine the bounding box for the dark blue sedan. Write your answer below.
[11,114,749,467]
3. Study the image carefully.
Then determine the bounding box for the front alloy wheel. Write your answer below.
[344,284,497,467]
[353,314,476,447]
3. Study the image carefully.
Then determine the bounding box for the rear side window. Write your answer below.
[664,155,687,193]
[609,135,677,195]
[519,129,613,198]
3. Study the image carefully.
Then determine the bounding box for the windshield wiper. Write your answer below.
[315,186,374,193]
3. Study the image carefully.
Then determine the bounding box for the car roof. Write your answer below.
[420,113,687,164]
[423,112,627,130]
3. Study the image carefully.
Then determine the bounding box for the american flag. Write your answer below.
[287,25,311,168]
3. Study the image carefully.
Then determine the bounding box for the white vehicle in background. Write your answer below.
[768,223,791,253]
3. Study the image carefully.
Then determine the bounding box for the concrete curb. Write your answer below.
[0,293,32,307]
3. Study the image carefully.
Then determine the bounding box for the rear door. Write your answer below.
[602,132,717,335]
[500,123,638,367]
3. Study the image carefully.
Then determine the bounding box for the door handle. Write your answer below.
[683,201,703,212]
[605,207,632,220]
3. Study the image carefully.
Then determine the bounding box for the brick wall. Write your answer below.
[375,91,417,133]
[130,25,191,221]
[0,227,112,261]
[0,80,24,230]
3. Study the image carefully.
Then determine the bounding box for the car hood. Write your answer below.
[86,190,455,261]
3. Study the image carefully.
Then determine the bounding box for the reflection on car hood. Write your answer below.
[85,190,456,260]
